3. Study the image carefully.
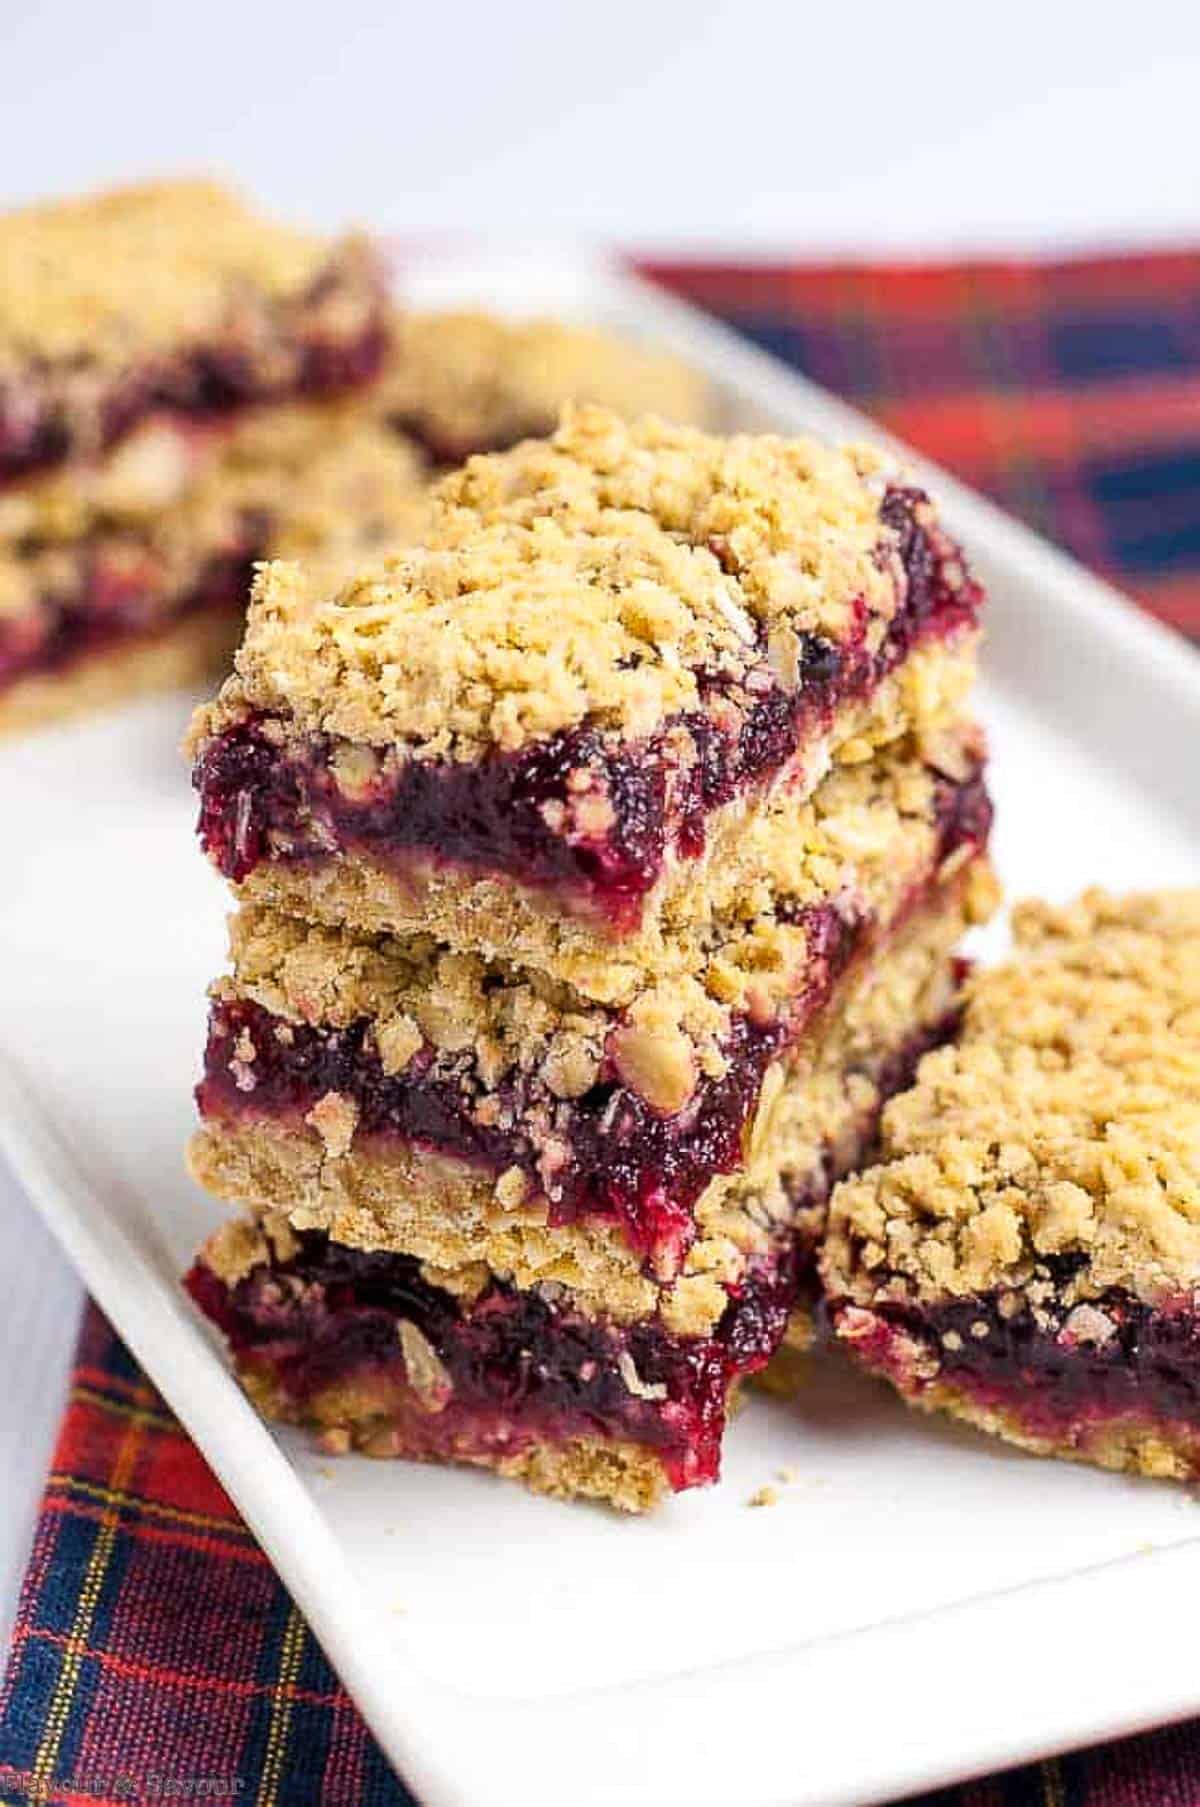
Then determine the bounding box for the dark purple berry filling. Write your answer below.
[194,486,982,921]
[837,1258,1200,1451]
[186,1231,798,1490]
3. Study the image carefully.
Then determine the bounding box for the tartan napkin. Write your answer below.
[3,249,1199,1807]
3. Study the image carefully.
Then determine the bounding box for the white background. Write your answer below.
[3,0,1200,251]
[3,0,1200,1648]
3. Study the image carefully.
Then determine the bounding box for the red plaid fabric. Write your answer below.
[3,252,1199,1807]
[648,254,1200,644]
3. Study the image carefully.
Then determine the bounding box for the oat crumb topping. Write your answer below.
[0,180,350,365]
[824,889,1200,1308]
[304,1090,360,1158]
[198,405,910,760]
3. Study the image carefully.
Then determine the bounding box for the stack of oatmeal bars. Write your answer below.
[0,181,422,735]
[183,404,997,1510]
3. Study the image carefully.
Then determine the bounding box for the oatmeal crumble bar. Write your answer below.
[182,399,996,1509]
[376,310,709,464]
[0,402,426,735]
[189,405,983,994]
[0,181,389,484]
[185,875,981,1510]
[820,889,1200,1480]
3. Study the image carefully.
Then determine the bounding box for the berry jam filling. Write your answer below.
[0,283,388,489]
[838,1259,1200,1450]
[0,538,260,694]
[199,775,988,1269]
[194,486,982,921]
[186,1231,798,1490]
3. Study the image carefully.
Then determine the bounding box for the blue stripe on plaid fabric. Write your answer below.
[1087,445,1200,571]
[1049,308,1198,382]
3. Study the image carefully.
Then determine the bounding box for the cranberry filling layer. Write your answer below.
[195,486,982,923]
[838,1263,1200,1449]
[199,771,987,1270]
[186,1232,797,1491]
[0,287,388,489]
[0,537,260,694]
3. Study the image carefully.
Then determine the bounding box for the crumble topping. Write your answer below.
[196,405,916,759]
[0,181,349,365]
[823,888,1200,1309]
[377,309,709,458]
[202,1215,271,1287]
[305,1091,359,1157]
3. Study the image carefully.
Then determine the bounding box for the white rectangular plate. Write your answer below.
[4,253,1200,1807]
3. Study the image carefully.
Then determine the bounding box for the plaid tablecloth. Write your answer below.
[2,251,1199,1807]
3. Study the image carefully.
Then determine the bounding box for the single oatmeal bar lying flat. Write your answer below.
[0,181,389,486]
[820,889,1200,1481]
[189,406,983,999]
[189,730,994,1333]
[185,872,983,1510]
[0,402,426,735]
[376,310,710,465]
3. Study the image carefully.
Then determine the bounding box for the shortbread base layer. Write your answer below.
[890,1383,1200,1483]
[0,606,241,737]
[249,1371,691,1512]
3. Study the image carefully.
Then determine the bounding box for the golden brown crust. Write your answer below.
[0,180,363,368]
[861,1369,1200,1482]
[191,404,941,761]
[236,1360,670,1512]
[0,607,240,738]
[377,309,710,457]
[191,876,982,1333]
[822,888,1200,1312]
[222,644,979,1005]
